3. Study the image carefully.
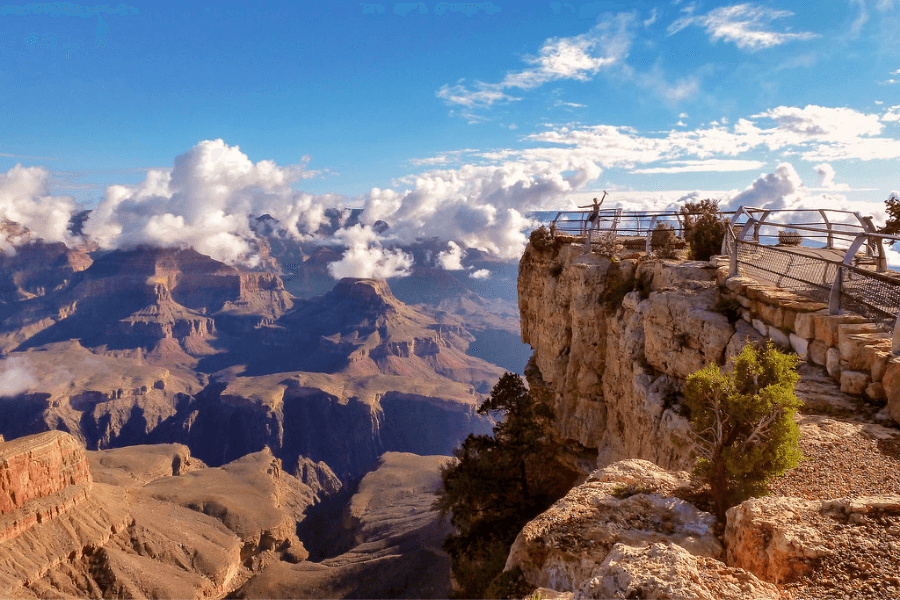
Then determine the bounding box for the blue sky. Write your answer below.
[1,1,900,271]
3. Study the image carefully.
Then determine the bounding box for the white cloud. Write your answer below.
[470,269,491,279]
[632,159,766,174]
[438,12,634,108]
[326,225,413,280]
[83,139,328,265]
[883,105,900,122]
[726,163,807,209]
[720,165,887,231]
[668,3,817,51]
[436,83,518,109]
[554,100,587,109]
[0,164,78,253]
[437,241,464,270]
[755,105,883,141]
[814,163,836,188]
[0,356,38,396]
[526,104,900,167]
[849,0,869,37]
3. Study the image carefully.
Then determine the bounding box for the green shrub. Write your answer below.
[879,196,900,242]
[684,341,803,521]
[592,231,618,260]
[778,229,802,246]
[681,199,727,261]
[651,223,678,259]
[484,566,535,600]
[530,226,557,252]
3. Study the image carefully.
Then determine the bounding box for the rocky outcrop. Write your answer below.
[0,440,326,599]
[519,244,737,472]
[503,459,780,599]
[726,494,900,585]
[0,431,93,543]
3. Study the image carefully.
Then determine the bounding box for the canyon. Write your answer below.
[3,221,900,598]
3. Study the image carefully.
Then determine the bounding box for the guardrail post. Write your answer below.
[645,215,659,255]
[828,267,843,314]
[819,210,834,249]
[729,233,738,276]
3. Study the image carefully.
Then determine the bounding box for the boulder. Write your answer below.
[504,460,723,593]
[725,496,833,584]
[578,542,780,600]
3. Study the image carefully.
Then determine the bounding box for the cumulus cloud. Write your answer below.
[726,163,807,210]
[470,269,491,279]
[882,105,900,122]
[0,164,78,253]
[83,139,327,265]
[438,12,634,109]
[0,356,37,396]
[437,241,464,270]
[721,164,887,234]
[668,3,818,51]
[326,225,413,280]
[813,163,842,189]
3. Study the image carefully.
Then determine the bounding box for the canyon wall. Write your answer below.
[519,242,743,472]
[0,431,93,544]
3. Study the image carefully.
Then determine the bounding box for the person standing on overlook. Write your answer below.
[579,191,607,228]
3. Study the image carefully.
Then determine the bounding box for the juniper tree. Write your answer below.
[684,342,803,521]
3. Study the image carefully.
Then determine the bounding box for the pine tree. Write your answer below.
[436,373,575,598]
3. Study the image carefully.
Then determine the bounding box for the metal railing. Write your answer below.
[722,208,900,350]
[551,209,714,255]
[550,205,900,351]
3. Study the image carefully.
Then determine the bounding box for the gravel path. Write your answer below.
[764,386,900,599]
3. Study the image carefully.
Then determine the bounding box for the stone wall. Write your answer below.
[0,431,93,543]
[717,265,900,424]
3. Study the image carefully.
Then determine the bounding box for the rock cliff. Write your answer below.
[0,431,93,544]
[512,237,900,599]
[519,243,738,472]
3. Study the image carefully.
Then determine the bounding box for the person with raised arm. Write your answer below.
[579,190,607,226]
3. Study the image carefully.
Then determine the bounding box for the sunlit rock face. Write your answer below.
[0,431,93,544]
[504,459,780,600]
[519,242,736,473]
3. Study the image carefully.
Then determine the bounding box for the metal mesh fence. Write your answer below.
[838,265,900,326]
[735,241,836,304]
[732,238,900,326]
[555,209,900,327]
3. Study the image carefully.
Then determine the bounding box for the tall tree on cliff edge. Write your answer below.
[436,373,577,599]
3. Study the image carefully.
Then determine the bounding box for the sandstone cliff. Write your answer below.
[519,243,738,472]
[511,237,900,599]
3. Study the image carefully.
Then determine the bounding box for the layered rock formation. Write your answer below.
[0,433,454,599]
[0,431,93,544]
[0,254,498,480]
[519,243,739,471]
